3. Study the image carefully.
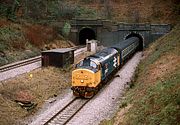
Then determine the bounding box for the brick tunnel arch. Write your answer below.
[79,28,96,45]
[125,32,144,51]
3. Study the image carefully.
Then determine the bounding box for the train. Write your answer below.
[71,36,140,98]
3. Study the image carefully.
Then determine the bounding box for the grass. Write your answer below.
[0,67,72,125]
[127,70,180,125]
[100,25,180,125]
[99,120,114,125]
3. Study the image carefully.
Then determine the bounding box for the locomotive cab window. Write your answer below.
[76,58,98,70]
[90,61,97,69]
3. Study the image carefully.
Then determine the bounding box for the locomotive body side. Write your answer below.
[94,48,120,81]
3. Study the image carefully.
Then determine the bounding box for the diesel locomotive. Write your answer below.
[71,36,140,98]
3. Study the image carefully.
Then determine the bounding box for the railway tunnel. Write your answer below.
[125,32,144,51]
[79,28,96,45]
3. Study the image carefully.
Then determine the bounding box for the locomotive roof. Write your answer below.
[112,37,139,50]
[87,47,118,64]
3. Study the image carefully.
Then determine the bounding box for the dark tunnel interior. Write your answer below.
[125,32,144,51]
[79,28,96,45]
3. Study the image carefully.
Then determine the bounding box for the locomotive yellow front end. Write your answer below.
[71,58,101,98]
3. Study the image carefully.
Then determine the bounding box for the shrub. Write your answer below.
[0,57,8,66]
[0,26,26,50]
[25,25,57,48]
[75,6,97,18]
[48,1,76,19]
[62,22,71,38]
[0,40,8,52]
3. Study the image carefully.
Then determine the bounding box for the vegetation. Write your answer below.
[100,25,180,125]
[24,24,57,47]
[0,22,41,66]
[1,0,179,23]
[0,67,72,125]
[0,0,179,124]
[127,73,180,125]
[0,0,99,21]
[0,25,27,50]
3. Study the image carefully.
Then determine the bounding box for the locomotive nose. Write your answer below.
[72,69,95,87]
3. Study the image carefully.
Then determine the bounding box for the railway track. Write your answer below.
[71,45,86,50]
[43,98,89,125]
[0,56,41,73]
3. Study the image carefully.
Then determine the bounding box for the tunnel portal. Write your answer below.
[79,28,96,45]
[125,32,144,51]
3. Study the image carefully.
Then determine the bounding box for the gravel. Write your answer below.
[28,52,142,125]
[0,61,41,82]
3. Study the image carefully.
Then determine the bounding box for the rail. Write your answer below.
[0,56,41,73]
[44,98,89,125]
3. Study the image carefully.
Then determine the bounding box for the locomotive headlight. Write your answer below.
[80,80,84,83]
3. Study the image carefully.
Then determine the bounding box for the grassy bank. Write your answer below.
[100,25,180,125]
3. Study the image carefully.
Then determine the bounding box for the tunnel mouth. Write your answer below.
[125,32,144,51]
[79,28,96,45]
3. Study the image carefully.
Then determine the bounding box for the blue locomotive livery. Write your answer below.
[94,48,120,81]
[71,36,140,98]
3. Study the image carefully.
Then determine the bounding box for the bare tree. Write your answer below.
[133,10,140,23]
[104,0,112,19]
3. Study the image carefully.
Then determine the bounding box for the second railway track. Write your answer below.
[0,46,87,81]
[0,56,41,72]
[0,46,86,73]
